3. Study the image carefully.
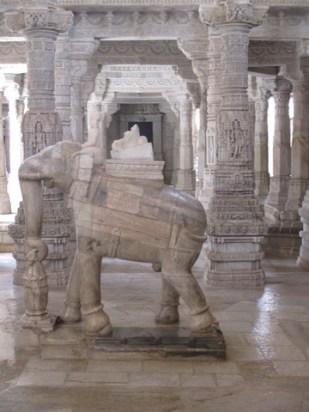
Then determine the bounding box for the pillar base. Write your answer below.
[264,176,290,222]
[254,171,269,199]
[21,313,57,333]
[206,269,265,288]
[296,254,309,271]
[205,235,265,288]
[264,231,301,258]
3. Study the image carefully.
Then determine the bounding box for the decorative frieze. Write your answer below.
[71,9,208,40]
[249,41,296,66]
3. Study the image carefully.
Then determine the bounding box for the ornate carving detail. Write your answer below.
[73,10,207,39]
[0,42,26,57]
[218,112,252,162]
[23,113,62,159]
[199,1,264,27]
[5,6,73,34]
[77,10,199,27]
[249,41,296,65]
[98,40,181,57]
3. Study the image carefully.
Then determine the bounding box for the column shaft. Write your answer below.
[264,78,292,222]
[254,83,270,199]
[0,90,11,214]
[284,80,309,222]
[175,95,195,194]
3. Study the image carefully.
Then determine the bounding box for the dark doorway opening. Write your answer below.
[128,121,153,144]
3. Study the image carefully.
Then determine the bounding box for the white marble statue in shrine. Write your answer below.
[111,124,154,160]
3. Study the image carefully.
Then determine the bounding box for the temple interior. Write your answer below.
[0,0,309,411]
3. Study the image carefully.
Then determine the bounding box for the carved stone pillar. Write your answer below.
[254,79,270,199]
[5,6,75,288]
[55,33,72,141]
[284,64,309,226]
[4,76,23,213]
[0,89,11,214]
[164,92,195,194]
[264,77,292,223]
[176,94,195,194]
[200,1,266,287]
[70,39,99,144]
[177,39,208,200]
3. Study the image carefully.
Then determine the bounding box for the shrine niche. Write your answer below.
[106,102,178,185]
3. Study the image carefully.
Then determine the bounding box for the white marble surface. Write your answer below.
[0,253,309,411]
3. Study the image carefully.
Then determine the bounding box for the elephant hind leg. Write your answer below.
[161,251,217,333]
[155,278,179,325]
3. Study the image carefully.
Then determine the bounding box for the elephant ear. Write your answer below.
[68,150,94,204]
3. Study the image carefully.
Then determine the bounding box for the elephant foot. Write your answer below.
[155,305,179,325]
[83,306,112,337]
[152,262,162,272]
[191,307,218,333]
[62,304,81,323]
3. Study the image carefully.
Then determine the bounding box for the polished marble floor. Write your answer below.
[0,252,309,412]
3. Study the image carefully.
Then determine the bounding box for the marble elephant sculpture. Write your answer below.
[19,141,217,336]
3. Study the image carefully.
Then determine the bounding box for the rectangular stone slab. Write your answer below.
[94,326,226,359]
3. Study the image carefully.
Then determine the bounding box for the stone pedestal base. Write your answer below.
[264,231,301,258]
[264,176,290,223]
[95,326,225,359]
[38,323,225,360]
[285,178,308,214]
[21,313,57,333]
[205,236,265,288]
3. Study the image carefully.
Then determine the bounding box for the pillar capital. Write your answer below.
[199,1,267,29]
[5,6,73,36]
[273,77,292,105]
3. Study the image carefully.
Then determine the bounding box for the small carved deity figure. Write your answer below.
[227,119,246,160]
[32,121,47,155]
[111,124,154,160]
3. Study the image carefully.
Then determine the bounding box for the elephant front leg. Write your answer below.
[78,238,112,336]
[155,278,179,325]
